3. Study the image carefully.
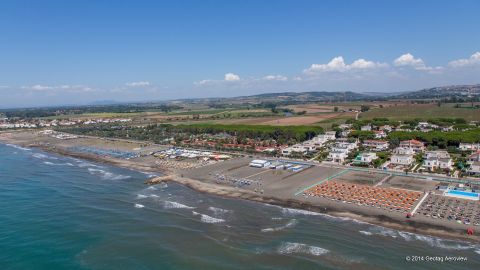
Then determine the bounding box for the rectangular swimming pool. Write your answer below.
[446,190,479,200]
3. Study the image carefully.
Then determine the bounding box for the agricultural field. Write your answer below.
[360,103,480,121]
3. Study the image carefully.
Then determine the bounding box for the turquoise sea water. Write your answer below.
[1,143,479,270]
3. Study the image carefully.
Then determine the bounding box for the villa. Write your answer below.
[422,151,453,171]
[363,140,389,151]
[390,147,415,166]
[353,152,378,165]
[399,139,425,153]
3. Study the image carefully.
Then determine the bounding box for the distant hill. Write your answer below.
[175,91,373,105]
[393,84,480,99]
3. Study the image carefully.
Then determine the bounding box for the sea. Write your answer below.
[1,143,479,270]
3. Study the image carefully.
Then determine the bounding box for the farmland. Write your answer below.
[360,103,480,121]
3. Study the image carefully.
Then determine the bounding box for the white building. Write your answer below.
[249,159,270,168]
[467,161,480,175]
[399,140,425,153]
[390,147,415,166]
[373,130,386,139]
[423,151,453,171]
[328,151,348,163]
[354,152,378,164]
[459,143,480,151]
[363,140,389,151]
[361,125,372,131]
[467,151,480,164]
[281,145,309,156]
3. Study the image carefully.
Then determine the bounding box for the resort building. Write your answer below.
[399,140,425,153]
[363,140,389,151]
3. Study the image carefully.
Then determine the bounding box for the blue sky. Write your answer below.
[1,0,479,107]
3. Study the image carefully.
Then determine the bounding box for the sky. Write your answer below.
[0,0,479,108]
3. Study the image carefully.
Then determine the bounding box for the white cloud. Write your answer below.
[304,56,386,74]
[393,53,425,68]
[21,84,94,92]
[195,73,241,85]
[263,75,288,81]
[224,73,240,81]
[449,52,480,67]
[27,84,54,91]
[393,53,445,73]
[125,81,151,87]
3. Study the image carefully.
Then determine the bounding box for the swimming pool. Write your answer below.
[445,190,479,200]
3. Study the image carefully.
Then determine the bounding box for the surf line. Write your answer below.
[294,169,350,196]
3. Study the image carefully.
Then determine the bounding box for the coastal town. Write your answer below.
[1,111,479,240]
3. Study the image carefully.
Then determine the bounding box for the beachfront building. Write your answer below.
[399,140,425,153]
[459,143,480,151]
[390,147,415,166]
[353,152,378,165]
[363,140,389,151]
[422,151,453,171]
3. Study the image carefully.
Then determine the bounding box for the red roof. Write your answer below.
[400,139,424,146]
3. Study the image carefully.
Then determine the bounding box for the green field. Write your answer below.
[360,103,480,121]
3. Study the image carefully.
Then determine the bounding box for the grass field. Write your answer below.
[359,103,480,121]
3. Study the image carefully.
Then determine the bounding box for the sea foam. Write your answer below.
[87,168,131,180]
[163,201,195,209]
[261,219,297,233]
[361,226,480,251]
[5,144,31,151]
[277,242,329,256]
[192,211,225,223]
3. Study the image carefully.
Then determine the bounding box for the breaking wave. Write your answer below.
[163,201,195,209]
[277,242,329,256]
[192,211,225,223]
[281,207,367,224]
[43,161,74,166]
[361,226,480,251]
[5,144,31,151]
[134,203,145,208]
[208,206,232,216]
[261,219,297,233]
[32,153,58,160]
[87,168,131,180]
[136,194,148,199]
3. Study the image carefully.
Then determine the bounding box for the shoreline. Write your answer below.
[0,132,478,244]
[146,174,480,243]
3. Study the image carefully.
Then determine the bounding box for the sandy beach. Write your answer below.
[1,129,479,243]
